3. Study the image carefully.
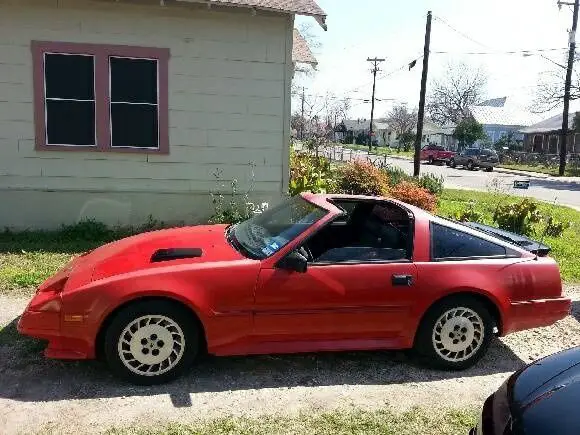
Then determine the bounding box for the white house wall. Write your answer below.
[0,0,292,229]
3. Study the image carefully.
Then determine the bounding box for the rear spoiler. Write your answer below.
[462,222,551,256]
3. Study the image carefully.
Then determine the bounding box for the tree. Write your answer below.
[386,104,417,136]
[453,118,487,148]
[427,62,487,125]
[533,54,580,113]
[494,132,521,153]
[398,132,415,152]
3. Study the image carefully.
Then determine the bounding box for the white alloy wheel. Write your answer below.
[431,307,484,362]
[117,315,185,377]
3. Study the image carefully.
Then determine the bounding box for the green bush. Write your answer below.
[544,217,571,237]
[455,200,485,223]
[382,165,413,187]
[493,199,542,236]
[289,151,335,196]
[336,159,390,196]
[417,173,444,196]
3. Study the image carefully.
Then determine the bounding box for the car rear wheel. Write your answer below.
[485,166,493,172]
[467,160,475,170]
[414,297,493,370]
[103,300,199,385]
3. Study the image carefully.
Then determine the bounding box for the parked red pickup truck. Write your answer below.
[420,144,455,164]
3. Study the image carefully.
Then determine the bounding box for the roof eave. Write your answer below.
[177,0,327,30]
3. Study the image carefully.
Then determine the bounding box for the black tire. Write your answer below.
[103,300,199,385]
[413,296,493,370]
[485,166,493,172]
[428,156,434,165]
[467,160,475,170]
[449,158,456,168]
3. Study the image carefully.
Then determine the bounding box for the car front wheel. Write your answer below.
[449,158,456,168]
[467,160,475,170]
[103,300,199,385]
[414,297,493,370]
[428,156,434,165]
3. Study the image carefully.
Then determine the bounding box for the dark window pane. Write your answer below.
[45,54,94,100]
[111,104,158,148]
[46,100,95,145]
[110,57,157,104]
[431,223,506,259]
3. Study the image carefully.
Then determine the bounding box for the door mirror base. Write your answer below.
[276,250,308,273]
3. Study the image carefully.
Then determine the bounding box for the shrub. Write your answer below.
[382,165,413,187]
[544,217,571,237]
[417,173,444,196]
[336,159,390,196]
[455,200,485,223]
[493,199,542,236]
[390,181,437,212]
[289,151,336,196]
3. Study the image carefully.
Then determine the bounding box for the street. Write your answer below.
[326,147,580,209]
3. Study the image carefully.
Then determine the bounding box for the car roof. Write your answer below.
[300,193,433,220]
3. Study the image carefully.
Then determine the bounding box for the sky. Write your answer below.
[294,0,577,121]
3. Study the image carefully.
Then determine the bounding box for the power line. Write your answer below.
[432,15,491,49]
[431,47,568,55]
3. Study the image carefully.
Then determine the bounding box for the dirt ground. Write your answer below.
[1,287,579,435]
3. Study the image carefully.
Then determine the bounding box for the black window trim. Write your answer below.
[429,221,519,262]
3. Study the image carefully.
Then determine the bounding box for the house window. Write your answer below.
[44,53,96,146]
[32,41,169,153]
[110,57,159,149]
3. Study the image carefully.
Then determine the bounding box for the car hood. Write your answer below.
[509,347,580,433]
[54,225,245,288]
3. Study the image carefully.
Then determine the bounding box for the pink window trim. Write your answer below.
[32,40,170,154]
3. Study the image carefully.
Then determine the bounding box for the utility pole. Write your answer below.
[300,87,305,140]
[413,11,432,177]
[367,57,385,152]
[558,0,579,176]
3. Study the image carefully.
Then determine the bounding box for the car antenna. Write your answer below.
[535,196,558,261]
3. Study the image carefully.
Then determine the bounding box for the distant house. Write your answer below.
[422,120,457,150]
[335,119,372,144]
[520,112,580,155]
[468,97,538,147]
[0,0,326,229]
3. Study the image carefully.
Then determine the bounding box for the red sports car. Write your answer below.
[18,194,571,384]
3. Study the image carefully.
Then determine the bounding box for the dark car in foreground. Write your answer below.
[450,148,499,171]
[471,346,580,435]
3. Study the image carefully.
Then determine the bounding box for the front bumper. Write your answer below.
[18,297,94,360]
[503,297,571,335]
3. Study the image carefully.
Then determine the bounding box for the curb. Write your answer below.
[494,167,549,179]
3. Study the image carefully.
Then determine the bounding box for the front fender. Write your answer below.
[61,260,261,355]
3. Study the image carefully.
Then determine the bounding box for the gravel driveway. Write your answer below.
[1,287,579,434]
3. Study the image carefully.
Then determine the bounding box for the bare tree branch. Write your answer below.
[427,62,487,125]
[386,104,417,136]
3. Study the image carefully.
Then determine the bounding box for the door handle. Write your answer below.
[392,274,413,286]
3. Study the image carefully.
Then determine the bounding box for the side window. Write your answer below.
[431,223,506,260]
[308,202,412,263]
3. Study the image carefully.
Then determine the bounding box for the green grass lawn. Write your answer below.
[438,189,580,283]
[343,143,414,159]
[499,163,580,177]
[105,407,477,435]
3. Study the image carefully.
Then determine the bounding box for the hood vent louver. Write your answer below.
[151,248,203,263]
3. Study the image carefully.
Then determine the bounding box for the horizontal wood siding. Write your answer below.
[0,0,289,203]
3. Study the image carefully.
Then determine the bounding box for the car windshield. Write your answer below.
[229,196,328,260]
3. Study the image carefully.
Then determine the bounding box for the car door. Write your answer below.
[252,201,419,349]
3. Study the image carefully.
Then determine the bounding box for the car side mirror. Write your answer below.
[276,250,308,273]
